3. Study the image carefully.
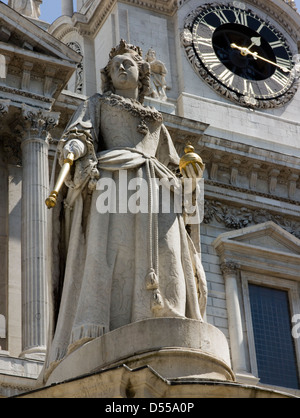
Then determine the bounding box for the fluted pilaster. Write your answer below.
[20,105,59,360]
[220,262,248,374]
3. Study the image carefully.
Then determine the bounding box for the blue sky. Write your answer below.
[40,0,76,22]
[0,0,300,23]
[1,0,76,23]
[41,0,300,23]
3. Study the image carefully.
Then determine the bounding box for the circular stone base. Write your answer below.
[46,318,235,385]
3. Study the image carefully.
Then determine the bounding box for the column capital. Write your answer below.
[21,104,60,142]
[220,261,240,277]
[0,99,10,117]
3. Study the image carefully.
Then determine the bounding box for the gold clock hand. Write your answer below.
[230,43,290,73]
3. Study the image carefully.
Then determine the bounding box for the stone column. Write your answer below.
[221,262,248,377]
[20,105,59,360]
[62,0,74,16]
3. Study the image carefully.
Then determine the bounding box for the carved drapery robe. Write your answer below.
[8,0,42,18]
[45,93,207,376]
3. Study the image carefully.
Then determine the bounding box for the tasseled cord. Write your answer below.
[145,160,164,312]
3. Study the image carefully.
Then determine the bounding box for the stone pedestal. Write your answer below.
[21,319,294,397]
[45,318,235,386]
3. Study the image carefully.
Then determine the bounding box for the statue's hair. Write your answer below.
[101,39,151,103]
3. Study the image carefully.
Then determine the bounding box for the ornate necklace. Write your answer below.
[103,93,163,123]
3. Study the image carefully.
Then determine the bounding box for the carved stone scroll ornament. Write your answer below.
[204,199,300,239]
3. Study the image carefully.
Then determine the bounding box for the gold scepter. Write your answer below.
[179,144,205,177]
[45,152,75,209]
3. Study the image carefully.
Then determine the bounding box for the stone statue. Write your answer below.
[8,0,42,19]
[145,48,168,101]
[44,40,207,379]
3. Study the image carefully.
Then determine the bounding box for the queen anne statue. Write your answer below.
[44,40,207,379]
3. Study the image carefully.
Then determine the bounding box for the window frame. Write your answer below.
[241,271,300,390]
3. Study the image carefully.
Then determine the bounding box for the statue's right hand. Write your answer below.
[63,139,87,160]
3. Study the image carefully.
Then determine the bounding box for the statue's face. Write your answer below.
[110,54,139,91]
[146,50,156,62]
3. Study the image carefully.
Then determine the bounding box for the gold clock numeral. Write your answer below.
[202,52,220,68]
[243,80,255,96]
[219,68,235,86]
[269,40,284,50]
[194,35,213,48]
[276,57,291,70]
[201,19,217,32]
[270,70,289,87]
[263,82,275,95]
[255,22,265,33]
[214,9,230,25]
[233,10,248,26]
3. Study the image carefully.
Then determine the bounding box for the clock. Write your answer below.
[181,3,298,108]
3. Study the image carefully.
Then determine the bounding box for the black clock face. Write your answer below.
[188,4,295,105]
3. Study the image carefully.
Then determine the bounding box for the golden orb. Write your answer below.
[179,145,204,176]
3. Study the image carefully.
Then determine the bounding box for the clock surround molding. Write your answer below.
[180,2,299,108]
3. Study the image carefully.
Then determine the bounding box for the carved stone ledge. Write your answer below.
[200,143,300,202]
[52,0,178,40]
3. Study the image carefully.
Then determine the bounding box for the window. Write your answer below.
[214,221,300,391]
[249,284,300,390]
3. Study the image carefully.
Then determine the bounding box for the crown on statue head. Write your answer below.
[109,39,143,60]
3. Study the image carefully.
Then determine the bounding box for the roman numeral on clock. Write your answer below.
[194,35,212,48]
[219,68,235,86]
[243,80,255,96]
[214,9,230,25]
[202,52,220,67]
[271,70,289,87]
[201,19,217,32]
[255,22,265,33]
[269,40,284,50]
[275,57,291,70]
[233,10,248,26]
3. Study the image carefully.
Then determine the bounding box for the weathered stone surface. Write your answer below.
[45,318,234,385]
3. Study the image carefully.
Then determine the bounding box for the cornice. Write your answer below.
[121,0,178,15]
[50,0,178,40]
[0,3,81,62]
